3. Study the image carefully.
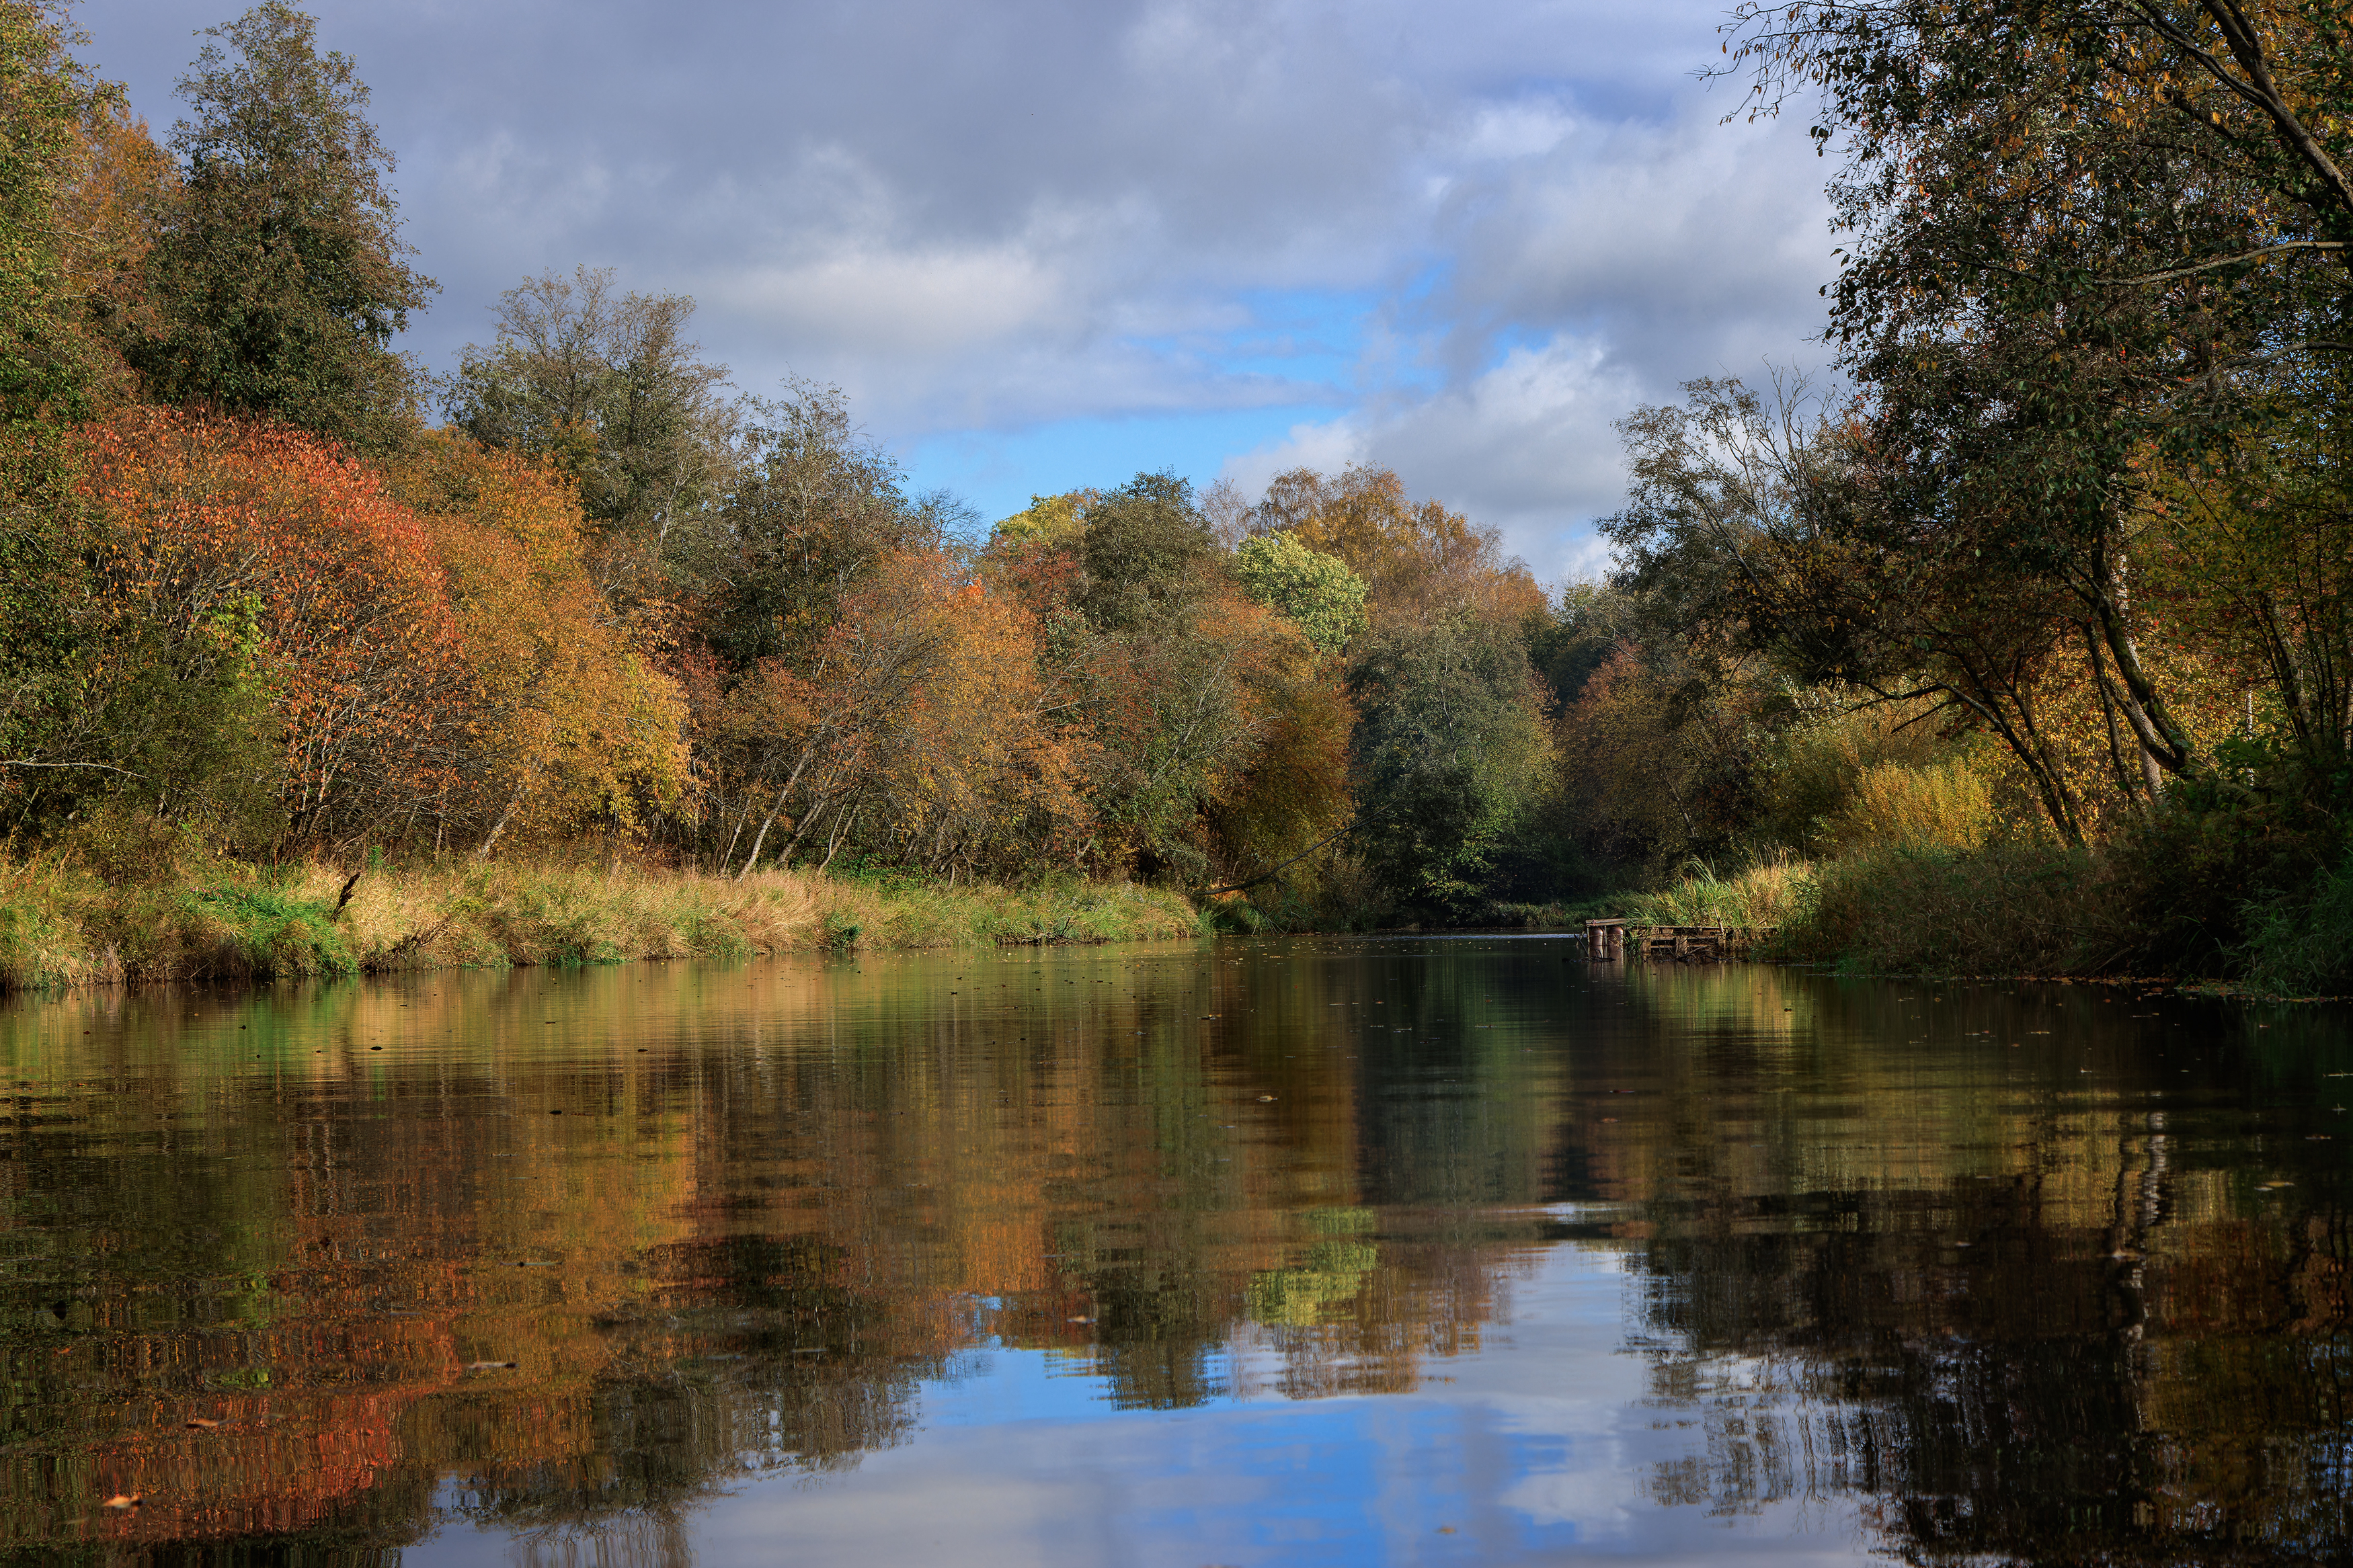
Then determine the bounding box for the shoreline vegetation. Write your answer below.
[0,857,1204,991]
[9,843,2343,998]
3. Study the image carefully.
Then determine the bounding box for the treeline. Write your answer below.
[0,1,1567,926]
[1512,1,2353,987]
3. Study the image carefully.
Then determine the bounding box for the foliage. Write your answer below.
[76,405,463,845]
[0,3,112,816]
[442,265,737,589]
[2241,845,2353,995]
[0,0,104,428]
[1259,462,1546,628]
[715,547,1088,878]
[1234,530,1367,654]
[386,430,691,854]
[692,379,943,670]
[123,1,433,451]
[56,98,178,384]
[1348,617,1554,917]
[1710,1,2353,826]
[1831,758,1995,855]
[1077,470,1218,632]
[992,491,1087,548]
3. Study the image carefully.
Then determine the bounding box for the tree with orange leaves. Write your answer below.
[717,548,1087,878]
[1255,465,1546,630]
[73,406,466,846]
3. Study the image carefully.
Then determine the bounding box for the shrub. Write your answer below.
[1776,840,2096,975]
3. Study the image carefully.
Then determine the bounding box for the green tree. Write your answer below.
[0,0,99,429]
[0,1,108,818]
[443,265,737,559]
[1348,618,1553,915]
[1078,471,1216,631]
[125,1,433,452]
[1235,530,1367,654]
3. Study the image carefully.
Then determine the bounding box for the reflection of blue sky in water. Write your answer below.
[420,1236,1869,1567]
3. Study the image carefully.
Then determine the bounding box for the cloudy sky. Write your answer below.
[77,0,1837,583]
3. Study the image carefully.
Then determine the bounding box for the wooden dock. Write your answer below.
[1579,919,1772,961]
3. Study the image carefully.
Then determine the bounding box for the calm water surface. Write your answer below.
[3,936,2350,1566]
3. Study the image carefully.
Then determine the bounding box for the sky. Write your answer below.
[75,0,1840,585]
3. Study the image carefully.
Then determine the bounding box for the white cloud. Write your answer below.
[1210,99,1834,590]
[1224,337,1638,586]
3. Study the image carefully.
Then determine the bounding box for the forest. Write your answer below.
[0,0,2349,989]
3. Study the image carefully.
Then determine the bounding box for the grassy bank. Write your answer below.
[1611,836,2353,993]
[0,858,1205,991]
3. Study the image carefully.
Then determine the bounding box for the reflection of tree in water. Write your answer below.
[0,948,1549,1560]
[439,1235,941,1536]
[1624,1169,2353,1564]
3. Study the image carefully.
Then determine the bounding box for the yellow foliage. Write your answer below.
[386,432,690,854]
[1831,759,1994,854]
[990,490,1090,548]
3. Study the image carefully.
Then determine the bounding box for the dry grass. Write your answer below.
[0,857,1204,992]
[1626,858,1812,930]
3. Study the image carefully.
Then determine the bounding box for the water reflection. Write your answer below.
[0,942,2347,1565]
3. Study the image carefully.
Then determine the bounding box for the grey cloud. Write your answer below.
[77,0,1831,556]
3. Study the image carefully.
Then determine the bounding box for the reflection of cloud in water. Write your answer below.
[637,1242,1877,1568]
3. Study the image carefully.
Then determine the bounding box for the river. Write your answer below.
[1,936,2347,1565]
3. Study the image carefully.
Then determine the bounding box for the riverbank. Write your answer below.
[0,858,1205,991]
[1607,837,2353,993]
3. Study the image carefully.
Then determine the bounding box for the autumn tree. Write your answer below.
[963,479,1357,890]
[680,382,985,872]
[1258,464,1544,629]
[73,407,467,848]
[1242,462,1556,909]
[715,549,1086,878]
[387,432,690,856]
[124,2,433,452]
[1599,378,2100,841]
[692,380,952,670]
[56,100,179,398]
[1718,0,2353,812]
